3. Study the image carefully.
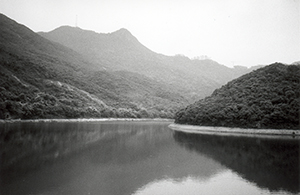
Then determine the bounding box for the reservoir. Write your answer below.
[0,120,299,195]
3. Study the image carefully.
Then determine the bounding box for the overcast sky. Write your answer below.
[0,0,299,67]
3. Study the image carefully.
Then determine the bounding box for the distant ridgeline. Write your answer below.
[175,63,300,129]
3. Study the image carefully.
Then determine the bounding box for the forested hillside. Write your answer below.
[0,13,186,119]
[175,63,300,129]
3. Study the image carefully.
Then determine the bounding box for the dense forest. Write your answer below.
[175,63,300,129]
[0,66,183,119]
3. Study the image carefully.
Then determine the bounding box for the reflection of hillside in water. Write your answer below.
[173,132,300,193]
[1,121,225,195]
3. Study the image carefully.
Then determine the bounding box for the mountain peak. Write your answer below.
[46,25,96,35]
[114,28,131,34]
[115,28,130,33]
[111,28,136,41]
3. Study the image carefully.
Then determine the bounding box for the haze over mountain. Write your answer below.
[0,13,186,119]
[39,26,262,100]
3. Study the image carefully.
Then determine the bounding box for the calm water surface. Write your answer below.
[0,120,299,195]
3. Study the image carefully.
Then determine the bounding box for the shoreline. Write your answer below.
[168,123,300,138]
[0,118,174,123]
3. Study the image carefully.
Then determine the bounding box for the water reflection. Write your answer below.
[133,171,282,195]
[1,121,224,195]
[2,121,298,195]
[173,131,300,193]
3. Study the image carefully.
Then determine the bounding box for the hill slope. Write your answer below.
[39,26,261,100]
[175,63,300,129]
[0,13,186,119]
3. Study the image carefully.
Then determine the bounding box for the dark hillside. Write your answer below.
[0,13,186,119]
[175,63,300,129]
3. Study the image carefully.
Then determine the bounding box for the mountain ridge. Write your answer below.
[39,25,262,100]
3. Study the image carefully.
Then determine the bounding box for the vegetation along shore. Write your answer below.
[175,63,300,130]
